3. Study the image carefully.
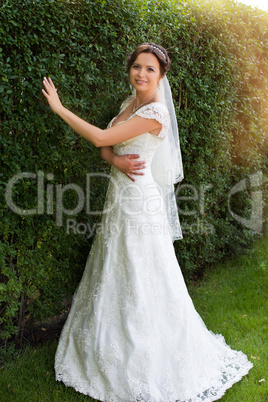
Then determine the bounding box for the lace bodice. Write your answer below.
[107,100,170,185]
[109,100,169,152]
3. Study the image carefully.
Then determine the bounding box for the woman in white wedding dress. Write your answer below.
[42,43,253,402]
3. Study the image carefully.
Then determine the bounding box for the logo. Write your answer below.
[228,171,263,233]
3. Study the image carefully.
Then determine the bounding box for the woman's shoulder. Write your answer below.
[119,94,136,113]
[137,101,169,114]
[135,102,170,126]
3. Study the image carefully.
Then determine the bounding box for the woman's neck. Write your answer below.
[135,90,159,107]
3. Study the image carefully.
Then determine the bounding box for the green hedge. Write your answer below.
[0,0,267,345]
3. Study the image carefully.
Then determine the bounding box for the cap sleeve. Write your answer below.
[135,102,170,138]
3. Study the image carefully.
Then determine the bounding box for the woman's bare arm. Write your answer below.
[42,77,161,147]
[100,146,116,166]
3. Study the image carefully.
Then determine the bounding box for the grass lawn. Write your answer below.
[0,234,267,401]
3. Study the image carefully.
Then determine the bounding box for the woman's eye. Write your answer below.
[148,68,154,72]
[133,65,139,69]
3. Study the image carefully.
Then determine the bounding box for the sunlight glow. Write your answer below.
[236,0,268,11]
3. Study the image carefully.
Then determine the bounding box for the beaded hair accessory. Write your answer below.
[150,45,166,61]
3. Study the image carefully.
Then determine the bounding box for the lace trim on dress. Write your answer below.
[135,103,169,139]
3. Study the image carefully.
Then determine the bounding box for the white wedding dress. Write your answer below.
[55,99,253,401]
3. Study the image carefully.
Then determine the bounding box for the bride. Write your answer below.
[42,42,253,402]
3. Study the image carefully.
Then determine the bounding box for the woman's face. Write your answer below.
[129,52,162,94]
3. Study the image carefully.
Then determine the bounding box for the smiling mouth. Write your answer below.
[135,80,147,84]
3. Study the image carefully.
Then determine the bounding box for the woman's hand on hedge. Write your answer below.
[42,77,63,114]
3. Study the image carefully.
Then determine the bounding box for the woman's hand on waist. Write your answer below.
[100,147,146,182]
[114,154,146,182]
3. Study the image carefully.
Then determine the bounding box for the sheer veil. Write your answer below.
[151,75,184,241]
